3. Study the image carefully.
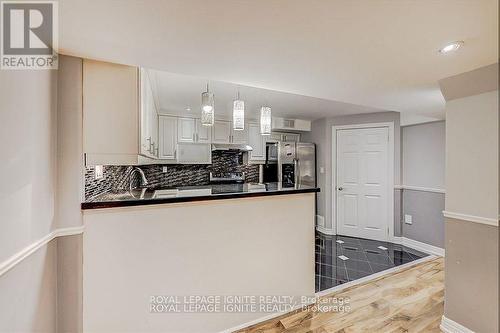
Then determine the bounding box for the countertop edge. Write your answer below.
[81,187,320,210]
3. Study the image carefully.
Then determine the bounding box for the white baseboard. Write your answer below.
[401,237,445,257]
[0,225,85,277]
[316,225,336,235]
[440,315,475,333]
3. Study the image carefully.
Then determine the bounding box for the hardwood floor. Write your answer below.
[236,257,444,333]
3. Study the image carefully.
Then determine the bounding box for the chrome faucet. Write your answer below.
[129,167,149,192]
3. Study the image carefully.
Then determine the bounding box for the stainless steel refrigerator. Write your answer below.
[278,142,316,187]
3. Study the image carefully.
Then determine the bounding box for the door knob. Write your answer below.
[338,187,343,191]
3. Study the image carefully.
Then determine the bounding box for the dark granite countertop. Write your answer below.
[81,182,320,210]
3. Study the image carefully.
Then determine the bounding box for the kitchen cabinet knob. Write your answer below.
[338,187,343,191]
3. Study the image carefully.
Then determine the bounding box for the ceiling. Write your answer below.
[59,0,498,125]
[148,69,382,120]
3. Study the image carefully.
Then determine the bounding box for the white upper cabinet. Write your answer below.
[177,117,196,142]
[212,120,232,143]
[177,117,212,143]
[196,120,212,143]
[232,125,248,144]
[140,69,159,158]
[212,120,249,144]
[248,123,265,161]
[83,59,141,165]
[158,116,177,160]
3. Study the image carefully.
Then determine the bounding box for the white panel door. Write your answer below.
[177,118,196,143]
[336,127,389,241]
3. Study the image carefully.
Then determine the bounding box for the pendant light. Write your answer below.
[260,106,272,135]
[201,82,214,126]
[233,88,245,130]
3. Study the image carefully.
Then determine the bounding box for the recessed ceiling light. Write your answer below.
[439,41,464,54]
[185,107,191,111]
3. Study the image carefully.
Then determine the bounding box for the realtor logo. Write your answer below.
[1,1,58,69]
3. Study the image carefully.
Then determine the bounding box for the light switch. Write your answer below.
[162,166,168,173]
[319,167,325,174]
[404,214,412,225]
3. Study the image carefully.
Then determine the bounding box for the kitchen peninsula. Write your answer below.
[77,58,320,332]
[82,183,318,332]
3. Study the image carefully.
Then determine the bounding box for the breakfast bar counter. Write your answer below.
[81,182,319,209]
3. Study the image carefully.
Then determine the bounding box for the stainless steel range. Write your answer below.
[209,172,246,184]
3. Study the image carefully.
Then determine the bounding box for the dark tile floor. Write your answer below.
[315,233,429,292]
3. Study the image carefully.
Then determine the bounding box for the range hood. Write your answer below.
[211,143,253,152]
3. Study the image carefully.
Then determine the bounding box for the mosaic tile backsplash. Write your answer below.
[85,151,260,200]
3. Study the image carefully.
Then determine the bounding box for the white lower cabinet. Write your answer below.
[248,123,266,161]
[158,116,177,160]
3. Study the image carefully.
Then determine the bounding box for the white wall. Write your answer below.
[0,55,84,333]
[0,241,58,333]
[0,69,58,332]
[402,121,445,190]
[445,91,498,219]
[0,70,57,263]
[56,55,84,229]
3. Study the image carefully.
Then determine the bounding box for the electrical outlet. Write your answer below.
[319,167,325,174]
[162,166,168,173]
[404,214,413,225]
[94,165,104,180]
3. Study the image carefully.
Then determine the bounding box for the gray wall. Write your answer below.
[401,121,445,248]
[402,190,444,247]
[442,68,498,333]
[305,112,446,248]
[302,111,401,233]
[402,121,445,189]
